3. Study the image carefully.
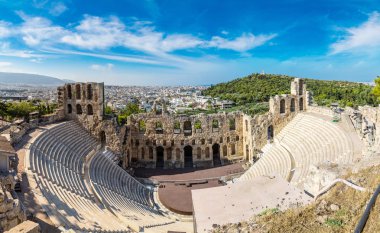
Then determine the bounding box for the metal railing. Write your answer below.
[354,184,380,233]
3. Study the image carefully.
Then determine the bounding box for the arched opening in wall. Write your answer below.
[176,148,181,160]
[212,119,219,132]
[195,120,202,133]
[138,120,146,133]
[76,104,82,114]
[100,131,106,147]
[76,84,81,99]
[267,125,274,142]
[67,104,72,114]
[67,85,72,99]
[223,145,227,157]
[184,121,192,136]
[87,84,93,100]
[156,146,164,168]
[280,99,285,114]
[141,148,145,159]
[299,97,304,111]
[246,145,249,160]
[149,147,153,159]
[184,146,193,168]
[173,121,180,134]
[290,98,295,112]
[245,120,248,131]
[87,104,93,115]
[197,147,201,159]
[167,148,172,160]
[231,144,236,155]
[299,80,303,95]
[212,143,221,166]
[229,118,236,130]
[156,121,163,134]
[205,147,210,158]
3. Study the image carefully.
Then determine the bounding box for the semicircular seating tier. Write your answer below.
[239,113,354,189]
[28,121,175,232]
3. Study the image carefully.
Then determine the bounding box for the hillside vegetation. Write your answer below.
[203,73,378,108]
[212,165,380,233]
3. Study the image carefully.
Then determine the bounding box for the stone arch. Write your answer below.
[212,143,221,166]
[205,147,210,158]
[194,120,202,133]
[100,131,106,147]
[138,120,146,133]
[201,138,205,145]
[197,147,201,159]
[299,97,304,111]
[229,118,235,130]
[290,98,295,112]
[184,145,193,168]
[176,148,181,160]
[267,125,274,141]
[67,85,72,99]
[87,104,93,115]
[223,145,227,157]
[246,144,249,160]
[67,104,72,114]
[156,146,164,168]
[141,147,145,159]
[299,80,303,95]
[87,84,93,100]
[156,121,163,134]
[76,104,82,114]
[231,144,236,155]
[149,147,153,159]
[280,99,285,114]
[183,120,192,136]
[75,84,81,99]
[167,148,172,160]
[212,119,219,133]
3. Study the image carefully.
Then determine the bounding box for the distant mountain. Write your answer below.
[0,72,74,86]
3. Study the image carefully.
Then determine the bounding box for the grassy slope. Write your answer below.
[212,165,380,233]
[203,73,377,108]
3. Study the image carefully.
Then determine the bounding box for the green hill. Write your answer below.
[203,73,378,108]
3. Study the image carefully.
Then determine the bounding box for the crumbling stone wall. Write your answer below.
[243,78,307,162]
[128,112,244,168]
[59,82,104,120]
[351,106,380,157]
[0,175,26,232]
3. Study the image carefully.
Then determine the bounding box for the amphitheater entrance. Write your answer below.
[212,143,221,166]
[156,146,164,168]
[184,146,193,168]
[100,131,106,147]
[267,125,274,143]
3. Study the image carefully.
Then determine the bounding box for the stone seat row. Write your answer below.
[239,113,354,191]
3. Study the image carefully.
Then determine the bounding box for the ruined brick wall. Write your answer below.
[127,112,244,168]
[0,175,26,232]
[243,78,307,162]
[60,82,104,120]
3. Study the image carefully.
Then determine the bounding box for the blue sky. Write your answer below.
[0,0,380,85]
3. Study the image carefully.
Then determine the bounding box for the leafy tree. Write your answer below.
[7,101,37,119]
[105,106,113,115]
[372,76,380,101]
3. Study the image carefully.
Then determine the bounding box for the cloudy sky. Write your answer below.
[0,0,379,85]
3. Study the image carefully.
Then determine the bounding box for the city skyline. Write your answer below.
[0,0,380,85]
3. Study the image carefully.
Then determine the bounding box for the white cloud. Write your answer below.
[0,21,12,38]
[90,63,114,71]
[331,11,380,54]
[16,11,67,46]
[0,41,46,58]
[0,61,12,67]
[61,15,125,49]
[208,33,277,52]
[49,2,68,16]
[0,13,276,66]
